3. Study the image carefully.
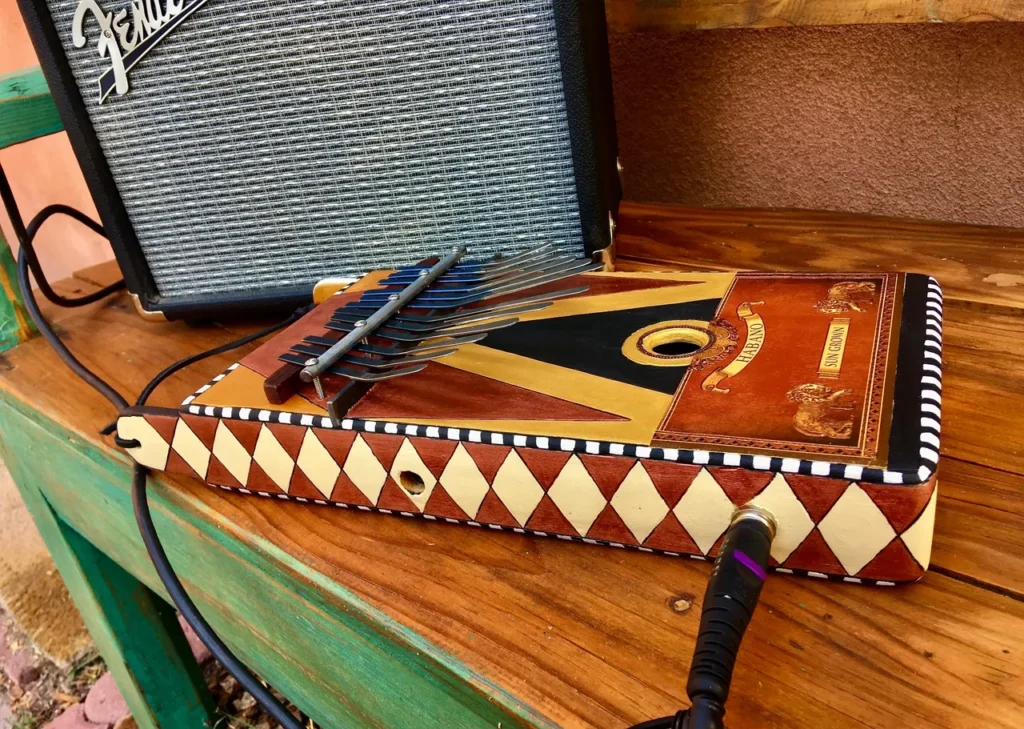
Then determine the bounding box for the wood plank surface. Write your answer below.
[0,66,62,149]
[0,204,1021,727]
[605,0,1024,32]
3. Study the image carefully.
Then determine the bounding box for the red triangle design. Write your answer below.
[579,455,637,501]
[709,468,774,506]
[145,413,178,444]
[782,529,844,574]
[329,471,373,506]
[526,495,579,536]
[223,419,262,454]
[407,438,460,480]
[640,461,702,508]
[784,474,850,523]
[586,505,638,545]
[518,450,574,489]
[860,483,935,534]
[463,443,513,484]
[179,413,219,449]
[377,478,419,512]
[311,428,357,459]
[246,460,285,495]
[206,454,244,489]
[361,433,404,471]
[475,490,520,528]
[643,514,700,555]
[423,485,471,521]
[166,449,202,481]
[857,539,923,581]
[288,468,328,501]
[265,422,305,460]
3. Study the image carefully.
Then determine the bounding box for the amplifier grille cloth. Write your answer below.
[47,0,584,299]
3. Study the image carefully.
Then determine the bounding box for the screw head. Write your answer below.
[418,269,430,277]
[354,319,366,327]
[305,358,317,366]
[388,294,399,301]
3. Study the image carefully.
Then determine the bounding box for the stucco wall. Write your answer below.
[609,22,1024,228]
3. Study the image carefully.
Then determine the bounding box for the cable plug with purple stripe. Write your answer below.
[630,504,778,729]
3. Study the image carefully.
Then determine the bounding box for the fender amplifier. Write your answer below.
[18,0,620,319]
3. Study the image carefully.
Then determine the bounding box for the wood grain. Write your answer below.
[0,67,62,150]
[605,0,1024,32]
[0,204,1020,727]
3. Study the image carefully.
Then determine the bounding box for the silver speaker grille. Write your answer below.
[46,0,584,300]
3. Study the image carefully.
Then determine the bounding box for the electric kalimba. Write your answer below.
[117,246,942,584]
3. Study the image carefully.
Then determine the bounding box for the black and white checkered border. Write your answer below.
[205,482,910,586]
[181,280,942,488]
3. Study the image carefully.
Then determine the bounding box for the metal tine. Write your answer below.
[304,333,487,357]
[332,300,552,332]
[330,363,428,382]
[389,243,556,278]
[362,260,601,309]
[323,317,519,342]
[337,285,587,325]
[380,250,573,286]
[358,258,598,305]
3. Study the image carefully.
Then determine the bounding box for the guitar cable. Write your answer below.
[2,163,778,729]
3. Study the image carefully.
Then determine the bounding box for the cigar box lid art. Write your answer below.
[118,248,942,585]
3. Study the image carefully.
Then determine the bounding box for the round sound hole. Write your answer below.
[639,326,713,360]
[399,470,426,495]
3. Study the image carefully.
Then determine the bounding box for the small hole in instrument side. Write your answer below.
[650,340,702,356]
[399,470,426,495]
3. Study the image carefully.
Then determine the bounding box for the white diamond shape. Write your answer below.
[818,484,897,575]
[296,429,340,499]
[900,486,938,570]
[389,439,437,512]
[610,462,668,543]
[253,425,294,493]
[547,455,606,536]
[118,416,170,470]
[748,474,815,563]
[171,419,211,479]
[674,468,734,554]
[438,444,490,518]
[342,435,387,504]
[491,450,545,526]
[212,421,252,486]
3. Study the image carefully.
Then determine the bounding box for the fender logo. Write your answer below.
[73,0,210,103]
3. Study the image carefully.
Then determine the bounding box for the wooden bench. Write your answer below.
[1,57,1022,728]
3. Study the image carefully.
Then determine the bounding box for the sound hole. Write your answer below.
[650,340,702,356]
[399,470,426,495]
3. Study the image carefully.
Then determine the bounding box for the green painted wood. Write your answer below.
[0,414,214,728]
[0,66,63,149]
[0,230,36,353]
[0,393,556,729]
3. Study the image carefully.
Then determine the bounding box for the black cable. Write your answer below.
[2,181,306,729]
[0,163,125,307]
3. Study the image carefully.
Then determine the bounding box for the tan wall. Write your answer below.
[609,21,1024,228]
[0,0,113,284]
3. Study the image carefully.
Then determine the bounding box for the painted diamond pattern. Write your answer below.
[439,444,491,519]
[130,408,938,582]
[390,439,438,512]
[749,473,815,563]
[818,484,898,575]
[296,430,340,499]
[172,419,211,480]
[212,421,252,486]
[610,462,668,543]
[674,468,734,555]
[342,435,387,504]
[548,456,607,536]
[253,425,295,493]
[491,451,545,526]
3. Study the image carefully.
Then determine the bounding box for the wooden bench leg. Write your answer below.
[5,467,214,729]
